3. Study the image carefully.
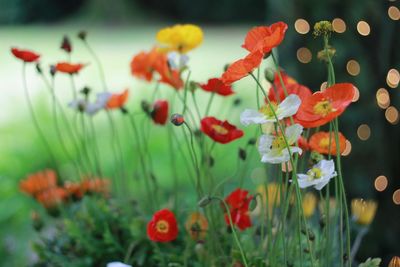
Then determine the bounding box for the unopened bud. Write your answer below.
[141,100,151,114]
[189,81,198,92]
[198,195,212,207]
[50,65,57,76]
[233,98,241,106]
[170,113,184,126]
[61,35,72,53]
[224,63,230,72]
[264,67,275,83]
[80,87,91,96]
[35,63,42,74]
[77,31,87,41]
[248,138,256,146]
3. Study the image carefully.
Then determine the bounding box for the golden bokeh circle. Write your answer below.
[375,175,388,192]
[332,18,346,33]
[376,88,390,109]
[388,6,400,21]
[387,69,400,88]
[385,106,399,124]
[341,140,352,156]
[297,47,312,63]
[357,124,371,141]
[295,19,310,34]
[393,189,400,205]
[346,60,361,76]
[357,21,371,36]
[320,81,328,91]
[352,86,360,102]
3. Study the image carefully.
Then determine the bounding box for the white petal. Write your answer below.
[240,109,268,126]
[68,99,86,110]
[285,123,303,145]
[261,149,290,164]
[107,262,132,267]
[85,103,102,116]
[314,177,331,190]
[277,94,301,119]
[297,175,314,188]
[96,92,112,107]
[289,146,303,156]
[179,54,190,68]
[319,159,335,176]
[258,134,273,155]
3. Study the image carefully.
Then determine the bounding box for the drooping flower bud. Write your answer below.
[198,195,212,207]
[61,35,72,53]
[233,98,241,106]
[247,138,256,146]
[264,67,275,83]
[238,148,246,160]
[171,113,184,126]
[80,86,91,96]
[35,63,42,74]
[77,31,87,41]
[50,65,57,76]
[141,100,151,114]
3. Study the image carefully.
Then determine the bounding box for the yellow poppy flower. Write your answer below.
[156,24,203,53]
[351,199,377,226]
[302,192,317,218]
[185,212,208,240]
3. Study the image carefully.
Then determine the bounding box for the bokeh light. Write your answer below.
[386,69,400,88]
[376,88,390,109]
[357,21,371,36]
[297,47,312,63]
[332,18,346,33]
[357,124,371,141]
[393,189,400,205]
[341,140,352,156]
[294,19,310,34]
[388,6,400,21]
[352,86,360,102]
[385,106,399,124]
[374,175,388,192]
[346,60,360,76]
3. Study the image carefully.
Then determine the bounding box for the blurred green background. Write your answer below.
[0,0,399,266]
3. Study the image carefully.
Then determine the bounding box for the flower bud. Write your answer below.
[389,256,400,267]
[50,65,57,76]
[233,98,241,106]
[77,31,87,41]
[61,35,72,53]
[35,63,42,74]
[224,63,230,72]
[170,113,184,126]
[141,100,151,114]
[238,148,247,161]
[198,195,212,207]
[313,21,333,37]
[80,86,91,96]
[189,81,198,92]
[247,138,256,146]
[264,67,275,83]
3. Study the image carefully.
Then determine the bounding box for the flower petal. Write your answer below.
[240,109,268,126]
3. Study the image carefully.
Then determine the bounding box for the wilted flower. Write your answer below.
[200,117,244,144]
[313,21,333,37]
[258,123,303,164]
[297,159,336,190]
[11,48,40,62]
[147,209,178,242]
[318,197,337,218]
[351,199,377,226]
[302,192,317,218]
[240,94,301,126]
[185,212,209,241]
[156,24,203,53]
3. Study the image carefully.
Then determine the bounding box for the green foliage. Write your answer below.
[358,257,382,267]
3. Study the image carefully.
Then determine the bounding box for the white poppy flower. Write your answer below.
[68,92,111,116]
[240,94,301,126]
[106,262,132,267]
[258,123,303,164]
[297,159,337,190]
[168,52,189,70]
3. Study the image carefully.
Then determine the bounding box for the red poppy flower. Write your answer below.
[55,62,85,74]
[295,83,355,128]
[224,188,253,230]
[200,117,244,144]
[11,48,40,62]
[221,50,263,85]
[36,187,67,208]
[309,131,347,155]
[199,78,234,96]
[147,209,178,242]
[130,47,167,82]
[268,71,311,104]
[242,22,288,54]
[20,169,57,196]
[106,89,129,109]
[151,100,169,125]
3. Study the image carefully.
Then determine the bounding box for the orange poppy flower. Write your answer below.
[130,47,167,82]
[242,22,288,54]
[309,131,347,155]
[199,78,234,96]
[221,50,264,85]
[157,65,184,90]
[55,62,86,74]
[296,83,355,128]
[106,89,129,109]
[20,169,57,196]
[185,212,209,241]
[64,181,84,199]
[36,187,67,208]
[80,177,110,196]
[11,48,40,62]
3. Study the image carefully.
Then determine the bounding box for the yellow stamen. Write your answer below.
[272,135,286,150]
[319,137,330,149]
[259,102,278,117]
[212,124,228,135]
[307,167,322,180]
[313,100,333,117]
[156,220,169,233]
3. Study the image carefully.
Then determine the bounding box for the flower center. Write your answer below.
[156,220,169,233]
[272,135,286,150]
[319,137,330,149]
[212,124,228,135]
[307,167,322,180]
[313,100,333,117]
[259,102,278,117]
